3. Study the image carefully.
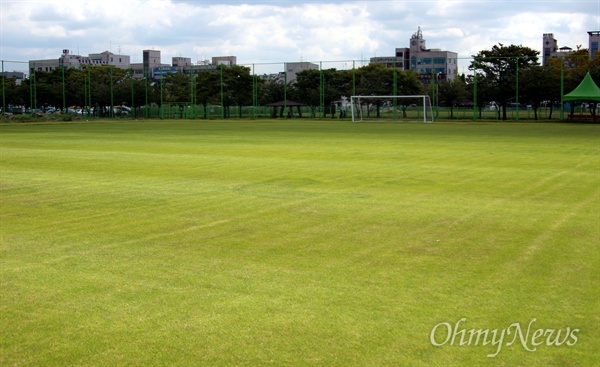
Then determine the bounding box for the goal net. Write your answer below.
[350,95,434,123]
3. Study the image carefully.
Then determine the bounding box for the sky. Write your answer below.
[1,0,599,74]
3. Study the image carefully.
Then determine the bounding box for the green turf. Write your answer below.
[1,120,598,366]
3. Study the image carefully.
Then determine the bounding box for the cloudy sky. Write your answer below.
[1,0,598,74]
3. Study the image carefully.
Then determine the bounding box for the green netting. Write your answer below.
[2,57,597,121]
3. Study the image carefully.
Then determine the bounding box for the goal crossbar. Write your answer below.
[350,95,434,123]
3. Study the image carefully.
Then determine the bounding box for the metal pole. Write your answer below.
[515,57,519,121]
[352,60,356,97]
[30,64,34,117]
[252,64,257,119]
[83,66,87,117]
[87,65,92,118]
[284,64,287,118]
[160,68,164,119]
[220,64,224,119]
[560,57,564,120]
[62,65,66,113]
[110,65,114,119]
[145,67,148,118]
[320,61,324,119]
[190,67,194,119]
[1,60,5,115]
[33,65,37,118]
[473,62,478,121]
[130,69,135,119]
[393,61,397,120]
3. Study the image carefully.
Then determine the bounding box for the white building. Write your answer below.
[370,27,458,83]
[29,49,131,74]
[284,62,319,84]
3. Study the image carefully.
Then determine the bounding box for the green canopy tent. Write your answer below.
[563,72,600,120]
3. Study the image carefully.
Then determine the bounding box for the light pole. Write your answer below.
[436,72,442,118]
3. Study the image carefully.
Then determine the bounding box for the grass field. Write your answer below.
[1,119,598,366]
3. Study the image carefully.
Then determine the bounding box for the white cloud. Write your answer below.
[0,0,598,73]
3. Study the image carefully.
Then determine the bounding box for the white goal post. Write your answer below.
[350,95,434,123]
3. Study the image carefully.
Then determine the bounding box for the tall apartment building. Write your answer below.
[589,31,600,60]
[542,33,558,66]
[370,27,458,83]
[543,31,600,64]
[542,33,574,66]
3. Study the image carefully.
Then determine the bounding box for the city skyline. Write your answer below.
[1,0,599,74]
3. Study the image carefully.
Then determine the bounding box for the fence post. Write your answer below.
[62,65,66,113]
[2,60,5,115]
[220,64,224,119]
[130,69,135,119]
[560,56,564,120]
[320,61,324,119]
[473,62,478,121]
[284,64,287,117]
[252,64,257,119]
[393,61,398,120]
[110,65,114,119]
[515,57,519,121]
[33,64,37,118]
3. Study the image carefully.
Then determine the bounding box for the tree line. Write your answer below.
[2,44,598,120]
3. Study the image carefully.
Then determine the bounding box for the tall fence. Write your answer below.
[1,56,597,122]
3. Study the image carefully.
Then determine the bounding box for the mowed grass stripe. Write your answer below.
[1,120,598,366]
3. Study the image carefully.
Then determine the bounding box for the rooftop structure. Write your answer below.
[370,27,458,84]
[212,56,237,66]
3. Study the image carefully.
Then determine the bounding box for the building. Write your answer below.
[212,56,237,66]
[284,62,319,84]
[172,57,192,68]
[370,27,458,84]
[589,31,600,60]
[131,50,167,79]
[0,71,25,85]
[542,33,575,66]
[543,32,600,64]
[29,49,131,74]
[89,51,131,69]
[26,48,238,82]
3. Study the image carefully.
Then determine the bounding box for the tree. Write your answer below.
[438,75,467,119]
[32,68,63,110]
[294,68,352,118]
[519,65,559,120]
[195,70,220,118]
[163,72,192,103]
[220,65,253,118]
[470,44,539,120]
[257,76,285,105]
[396,69,425,117]
[354,63,395,118]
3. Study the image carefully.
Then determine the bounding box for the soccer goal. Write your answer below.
[350,95,434,123]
